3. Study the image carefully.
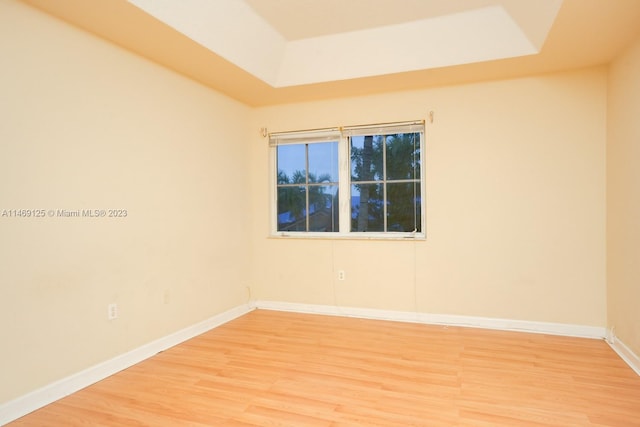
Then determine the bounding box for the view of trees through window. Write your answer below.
[351,133,421,232]
[277,142,339,232]
[274,124,423,235]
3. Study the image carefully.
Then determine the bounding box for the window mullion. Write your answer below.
[382,135,388,232]
[305,144,310,232]
[338,134,351,233]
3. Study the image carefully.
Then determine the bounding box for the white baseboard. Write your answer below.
[0,303,253,426]
[254,301,638,377]
[607,332,640,377]
[253,300,607,339]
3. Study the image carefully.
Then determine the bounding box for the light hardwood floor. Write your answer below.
[9,309,640,426]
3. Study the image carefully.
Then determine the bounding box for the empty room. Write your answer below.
[1,0,640,425]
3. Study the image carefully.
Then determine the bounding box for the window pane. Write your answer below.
[277,144,306,184]
[309,184,339,232]
[351,183,384,232]
[351,135,383,182]
[386,133,421,181]
[308,142,339,183]
[277,186,307,231]
[387,182,421,232]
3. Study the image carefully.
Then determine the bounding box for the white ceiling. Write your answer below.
[19,0,640,106]
[126,0,562,87]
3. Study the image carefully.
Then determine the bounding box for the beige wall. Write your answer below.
[250,68,608,326]
[0,1,251,402]
[607,35,640,356]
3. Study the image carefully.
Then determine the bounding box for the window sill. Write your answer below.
[269,232,426,241]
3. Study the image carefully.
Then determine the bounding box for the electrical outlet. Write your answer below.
[108,303,118,320]
[337,270,346,281]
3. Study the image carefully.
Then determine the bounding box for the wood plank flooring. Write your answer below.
[8,309,640,426]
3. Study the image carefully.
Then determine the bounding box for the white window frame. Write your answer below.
[270,120,426,240]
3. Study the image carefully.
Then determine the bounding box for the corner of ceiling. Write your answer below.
[502,0,564,50]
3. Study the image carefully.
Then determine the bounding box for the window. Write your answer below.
[270,121,424,238]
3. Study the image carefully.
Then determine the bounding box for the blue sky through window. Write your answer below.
[277,141,338,183]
